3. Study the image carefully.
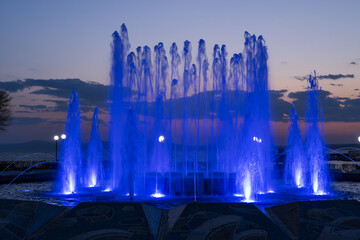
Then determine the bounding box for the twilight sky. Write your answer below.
[0,0,359,145]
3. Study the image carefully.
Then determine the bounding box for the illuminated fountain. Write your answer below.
[305,73,330,195]
[284,104,305,188]
[57,90,82,194]
[55,24,331,202]
[84,107,103,188]
[235,33,272,201]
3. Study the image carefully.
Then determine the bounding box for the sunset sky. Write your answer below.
[0,0,359,145]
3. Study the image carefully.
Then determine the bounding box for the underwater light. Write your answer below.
[252,136,262,143]
[242,199,255,203]
[233,193,244,197]
[314,190,327,196]
[102,188,112,192]
[63,191,75,195]
[267,190,275,193]
[151,192,165,198]
[158,135,165,143]
[125,193,137,197]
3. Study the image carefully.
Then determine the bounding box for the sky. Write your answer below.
[0,0,359,145]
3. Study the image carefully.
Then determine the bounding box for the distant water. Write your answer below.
[0,152,55,162]
[0,181,359,208]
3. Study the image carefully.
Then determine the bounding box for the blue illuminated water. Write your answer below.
[84,107,103,188]
[54,24,331,202]
[57,90,82,194]
[284,104,305,188]
[305,73,331,194]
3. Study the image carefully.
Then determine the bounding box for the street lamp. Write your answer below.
[54,134,66,161]
[54,135,59,161]
[158,135,165,143]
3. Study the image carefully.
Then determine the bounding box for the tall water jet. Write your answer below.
[109,24,130,191]
[149,42,169,196]
[229,53,245,156]
[197,40,209,175]
[170,42,181,173]
[84,107,103,188]
[57,90,82,194]
[211,44,221,175]
[122,108,141,199]
[284,103,305,188]
[305,73,330,195]
[236,33,272,201]
[182,40,192,182]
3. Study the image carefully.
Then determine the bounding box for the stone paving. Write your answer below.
[0,199,360,239]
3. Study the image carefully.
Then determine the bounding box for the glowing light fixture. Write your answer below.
[63,191,74,195]
[252,136,262,143]
[358,136,360,143]
[158,135,165,143]
[314,190,327,196]
[151,191,165,198]
[54,135,59,141]
[61,134,66,140]
[233,193,244,197]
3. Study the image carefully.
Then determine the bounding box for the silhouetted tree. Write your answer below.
[0,90,12,131]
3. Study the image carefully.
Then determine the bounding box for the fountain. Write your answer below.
[57,89,81,194]
[235,33,272,201]
[84,107,103,188]
[284,103,305,188]
[55,24,331,203]
[305,73,330,195]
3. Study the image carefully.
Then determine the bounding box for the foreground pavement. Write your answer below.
[0,199,359,239]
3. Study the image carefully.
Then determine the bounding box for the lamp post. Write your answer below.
[54,135,59,161]
[54,134,66,161]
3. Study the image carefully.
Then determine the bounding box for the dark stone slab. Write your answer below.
[266,200,360,240]
[164,202,289,240]
[0,199,66,240]
[35,202,155,240]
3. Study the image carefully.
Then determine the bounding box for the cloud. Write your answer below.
[288,90,360,122]
[43,100,68,112]
[350,61,357,65]
[12,117,45,125]
[0,78,113,113]
[0,78,140,114]
[1,79,359,125]
[294,74,354,81]
[330,83,343,87]
[19,104,48,111]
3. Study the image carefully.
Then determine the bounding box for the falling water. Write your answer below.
[53,24,328,203]
[236,33,272,201]
[108,24,129,191]
[84,107,103,188]
[57,90,82,194]
[284,103,305,188]
[305,73,330,195]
